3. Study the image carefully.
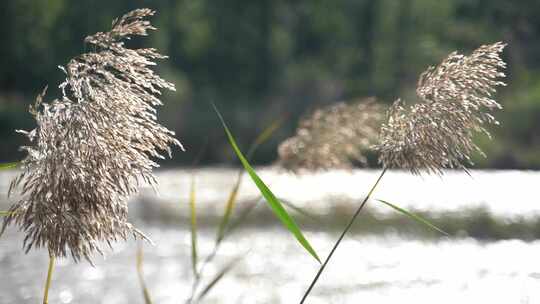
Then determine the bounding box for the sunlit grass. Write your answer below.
[376,199,448,235]
[0,162,18,170]
[213,103,320,263]
[185,110,295,303]
[189,176,199,279]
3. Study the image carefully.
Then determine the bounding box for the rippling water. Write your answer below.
[1,168,540,303]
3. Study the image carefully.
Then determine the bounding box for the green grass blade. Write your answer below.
[195,258,241,302]
[215,178,241,243]
[0,162,18,170]
[279,198,320,222]
[217,116,284,243]
[376,199,449,236]
[0,211,12,216]
[136,245,153,304]
[213,103,321,263]
[225,197,261,236]
[189,176,199,278]
[246,116,287,158]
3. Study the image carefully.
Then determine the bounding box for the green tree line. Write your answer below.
[1,0,539,168]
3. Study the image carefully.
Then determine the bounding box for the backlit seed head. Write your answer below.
[278,98,384,172]
[376,42,507,175]
[1,9,181,263]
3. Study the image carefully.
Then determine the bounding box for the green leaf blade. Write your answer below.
[217,116,284,243]
[376,199,449,236]
[0,162,18,170]
[213,103,321,263]
[195,258,241,302]
[216,179,241,243]
[189,176,199,278]
[246,116,286,158]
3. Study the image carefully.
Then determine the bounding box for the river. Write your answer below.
[1,168,539,303]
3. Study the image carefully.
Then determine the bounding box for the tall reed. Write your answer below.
[299,42,507,303]
[279,97,383,172]
[1,8,180,302]
[186,116,286,303]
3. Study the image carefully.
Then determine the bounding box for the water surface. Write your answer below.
[1,168,540,303]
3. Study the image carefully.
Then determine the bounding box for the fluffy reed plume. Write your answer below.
[376,42,506,175]
[300,42,507,303]
[1,9,181,262]
[278,98,384,171]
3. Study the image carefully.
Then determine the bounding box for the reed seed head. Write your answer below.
[278,98,384,171]
[376,42,507,175]
[1,9,181,263]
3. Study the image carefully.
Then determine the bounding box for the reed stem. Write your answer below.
[42,254,55,304]
[299,168,387,303]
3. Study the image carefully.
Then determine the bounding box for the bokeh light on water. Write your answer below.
[3,228,540,303]
[2,168,540,303]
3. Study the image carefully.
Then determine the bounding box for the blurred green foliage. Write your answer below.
[0,0,539,168]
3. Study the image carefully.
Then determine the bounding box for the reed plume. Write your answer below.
[1,8,181,263]
[300,42,507,303]
[376,42,506,175]
[278,98,383,171]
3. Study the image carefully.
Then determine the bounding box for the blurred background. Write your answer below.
[0,0,539,168]
[2,1,540,303]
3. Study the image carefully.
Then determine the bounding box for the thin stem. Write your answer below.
[42,254,55,304]
[136,244,153,304]
[299,168,387,304]
[187,238,222,303]
[189,177,199,279]
[187,197,261,304]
